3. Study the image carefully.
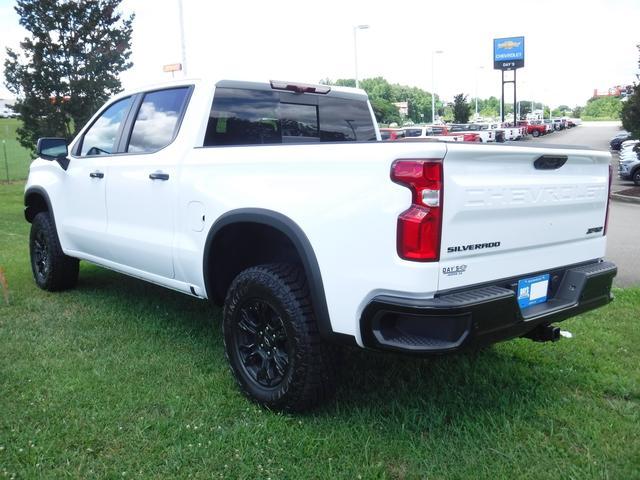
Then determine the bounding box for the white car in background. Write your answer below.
[402,126,465,142]
[497,123,522,141]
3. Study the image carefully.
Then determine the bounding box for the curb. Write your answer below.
[611,193,640,205]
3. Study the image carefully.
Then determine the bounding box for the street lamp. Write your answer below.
[353,25,370,88]
[431,50,444,123]
[475,66,484,118]
[177,0,187,76]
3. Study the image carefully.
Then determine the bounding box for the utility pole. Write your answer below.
[353,25,370,88]
[177,0,187,76]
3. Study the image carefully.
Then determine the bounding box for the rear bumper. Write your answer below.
[360,260,616,354]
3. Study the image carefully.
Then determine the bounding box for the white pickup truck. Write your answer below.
[25,79,617,412]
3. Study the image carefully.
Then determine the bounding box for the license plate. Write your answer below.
[517,274,550,309]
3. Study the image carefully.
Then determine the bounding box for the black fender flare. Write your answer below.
[24,186,56,228]
[203,208,356,346]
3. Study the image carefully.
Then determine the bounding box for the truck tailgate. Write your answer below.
[439,143,610,291]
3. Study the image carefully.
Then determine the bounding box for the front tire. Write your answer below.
[222,264,336,412]
[532,130,540,137]
[29,212,79,291]
[633,169,640,186]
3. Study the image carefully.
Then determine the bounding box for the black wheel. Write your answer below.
[634,169,640,186]
[223,264,336,412]
[532,130,540,137]
[29,212,79,291]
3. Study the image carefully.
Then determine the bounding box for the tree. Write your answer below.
[582,96,622,120]
[621,44,640,139]
[4,0,134,151]
[518,100,532,119]
[572,106,583,118]
[452,93,471,123]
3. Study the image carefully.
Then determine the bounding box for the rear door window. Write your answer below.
[127,87,190,153]
[204,87,376,146]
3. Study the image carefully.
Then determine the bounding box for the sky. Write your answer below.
[1,0,639,108]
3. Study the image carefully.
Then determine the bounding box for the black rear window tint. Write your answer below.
[204,87,376,146]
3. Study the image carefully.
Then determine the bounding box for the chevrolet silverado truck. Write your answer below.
[25,79,617,412]
[518,120,547,137]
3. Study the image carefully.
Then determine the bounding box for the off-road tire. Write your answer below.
[223,263,336,412]
[29,212,79,291]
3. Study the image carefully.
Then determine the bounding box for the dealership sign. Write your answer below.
[493,36,524,70]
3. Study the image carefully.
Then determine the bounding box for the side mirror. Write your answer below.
[36,137,70,170]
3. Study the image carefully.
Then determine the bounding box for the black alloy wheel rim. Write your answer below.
[234,299,290,388]
[33,230,49,280]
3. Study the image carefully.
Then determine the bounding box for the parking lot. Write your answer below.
[526,122,639,287]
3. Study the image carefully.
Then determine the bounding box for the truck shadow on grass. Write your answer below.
[76,265,574,421]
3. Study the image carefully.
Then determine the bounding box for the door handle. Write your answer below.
[89,171,104,179]
[149,172,169,181]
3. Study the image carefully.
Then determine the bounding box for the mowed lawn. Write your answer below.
[0,118,33,182]
[0,182,638,479]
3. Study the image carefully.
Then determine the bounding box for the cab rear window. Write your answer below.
[204,87,376,146]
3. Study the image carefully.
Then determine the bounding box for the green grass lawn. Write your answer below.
[0,119,33,182]
[0,182,639,479]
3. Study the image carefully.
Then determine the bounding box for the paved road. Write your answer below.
[524,121,633,192]
[522,122,638,287]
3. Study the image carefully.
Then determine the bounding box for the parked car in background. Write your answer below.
[499,123,523,141]
[542,119,555,134]
[449,124,494,143]
[402,125,465,142]
[610,131,632,151]
[380,128,406,141]
[473,123,507,143]
[428,125,481,142]
[0,107,18,118]
[618,144,640,185]
[552,118,566,131]
[517,120,546,138]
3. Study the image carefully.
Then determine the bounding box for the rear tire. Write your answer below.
[222,263,336,412]
[633,169,640,186]
[532,130,540,137]
[29,212,79,291]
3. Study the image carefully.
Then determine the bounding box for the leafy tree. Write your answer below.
[621,44,640,139]
[518,100,532,119]
[572,106,584,118]
[333,78,356,88]
[621,85,640,138]
[369,98,401,125]
[4,0,134,151]
[452,93,471,123]
[582,96,622,120]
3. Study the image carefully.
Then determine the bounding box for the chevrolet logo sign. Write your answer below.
[498,40,521,49]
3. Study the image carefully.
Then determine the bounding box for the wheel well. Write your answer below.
[24,191,49,223]
[206,222,301,305]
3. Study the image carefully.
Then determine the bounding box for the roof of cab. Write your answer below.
[115,78,369,102]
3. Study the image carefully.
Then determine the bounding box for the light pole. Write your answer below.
[177,0,187,76]
[353,25,369,88]
[475,66,484,118]
[431,50,443,123]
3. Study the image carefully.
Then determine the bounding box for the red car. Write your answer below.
[517,120,546,138]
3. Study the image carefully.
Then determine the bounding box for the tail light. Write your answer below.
[390,159,443,261]
[604,163,612,235]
